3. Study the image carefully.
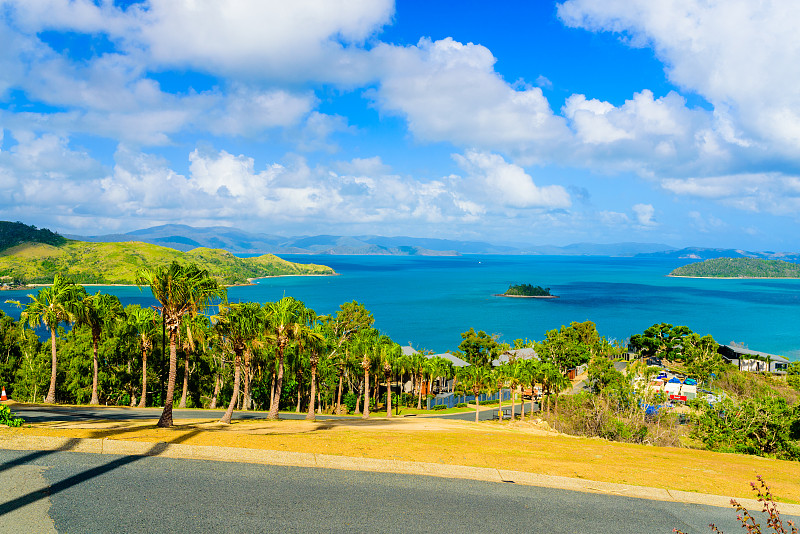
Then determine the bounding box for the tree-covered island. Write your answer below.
[669,257,800,278]
[497,283,557,298]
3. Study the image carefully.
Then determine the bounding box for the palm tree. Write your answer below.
[127,305,158,408]
[508,360,530,419]
[491,365,507,419]
[457,365,491,422]
[7,274,85,404]
[352,328,379,419]
[73,292,123,405]
[136,262,226,428]
[214,302,265,424]
[178,314,211,409]
[539,362,570,414]
[264,296,306,420]
[381,343,402,418]
[304,321,327,421]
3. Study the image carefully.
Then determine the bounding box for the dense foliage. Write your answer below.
[0,240,334,285]
[670,257,800,278]
[0,221,66,254]
[503,284,551,296]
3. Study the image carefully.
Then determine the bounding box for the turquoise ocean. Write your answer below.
[3,255,799,360]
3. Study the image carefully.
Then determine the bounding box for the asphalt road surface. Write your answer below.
[11,402,536,423]
[0,449,774,533]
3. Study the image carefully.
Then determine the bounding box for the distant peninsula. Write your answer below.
[0,222,335,287]
[669,257,800,279]
[496,283,558,298]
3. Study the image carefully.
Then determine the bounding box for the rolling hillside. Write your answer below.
[0,240,335,286]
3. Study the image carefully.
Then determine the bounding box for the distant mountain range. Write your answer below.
[65,224,800,260]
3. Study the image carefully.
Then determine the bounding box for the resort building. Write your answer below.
[718,345,790,374]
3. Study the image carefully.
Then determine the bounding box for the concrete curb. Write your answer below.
[3,434,799,516]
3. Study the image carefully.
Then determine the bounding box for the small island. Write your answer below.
[496,283,559,298]
[669,257,800,279]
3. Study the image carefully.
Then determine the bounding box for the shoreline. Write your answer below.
[7,272,339,290]
[494,294,559,299]
[667,275,800,280]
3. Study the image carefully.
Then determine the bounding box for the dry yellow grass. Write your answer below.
[5,416,799,504]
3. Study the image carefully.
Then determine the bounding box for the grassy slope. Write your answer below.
[671,257,800,278]
[0,241,334,285]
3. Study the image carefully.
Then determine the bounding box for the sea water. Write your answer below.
[3,255,799,360]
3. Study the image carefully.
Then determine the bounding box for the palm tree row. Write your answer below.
[3,262,582,428]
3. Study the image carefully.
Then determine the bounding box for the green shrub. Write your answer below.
[432,404,447,410]
[343,392,357,414]
[456,402,468,408]
[0,405,23,427]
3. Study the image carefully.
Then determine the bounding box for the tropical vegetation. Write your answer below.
[0,267,798,463]
[502,283,552,296]
[670,257,800,278]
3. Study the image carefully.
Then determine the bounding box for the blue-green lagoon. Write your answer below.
[3,255,799,360]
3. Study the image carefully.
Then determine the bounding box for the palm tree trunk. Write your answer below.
[510,388,516,420]
[179,353,190,408]
[90,328,100,405]
[306,358,317,421]
[475,394,480,423]
[385,373,392,418]
[520,386,525,419]
[243,349,252,411]
[416,373,423,410]
[362,366,370,419]
[335,369,344,415]
[355,380,362,414]
[269,372,276,411]
[157,328,178,428]
[138,346,148,408]
[45,327,58,404]
[220,351,241,424]
[498,386,503,419]
[268,345,286,419]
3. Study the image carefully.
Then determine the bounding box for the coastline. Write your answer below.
[494,294,559,299]
[667,275,800,280]
[11,272,339,290]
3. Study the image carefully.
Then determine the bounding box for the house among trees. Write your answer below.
[718,344,790,374]
[492,347,538,366]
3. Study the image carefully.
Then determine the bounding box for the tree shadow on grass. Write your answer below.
[0,429,202,517]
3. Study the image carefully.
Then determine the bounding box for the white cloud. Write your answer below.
[370,38,570,158]
[662,173,800,215]
[558,0,800,153]
[632,203,656,226]
[453,150,571,209]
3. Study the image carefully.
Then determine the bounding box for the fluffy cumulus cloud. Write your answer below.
[370,38,571,159]
[558,0,800,152]
[0,1,377,145]
[453,150,571,210]
[2,0,393,82]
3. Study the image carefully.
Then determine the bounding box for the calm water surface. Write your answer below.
[3,255,799,360]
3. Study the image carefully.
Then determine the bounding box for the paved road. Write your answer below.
[11,403,537,423]
[0,449,773,533]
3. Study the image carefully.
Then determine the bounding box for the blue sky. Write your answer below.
[2,0,800,250]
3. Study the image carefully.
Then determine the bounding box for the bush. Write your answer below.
[0,405,23,427]
[432,404,447,410]
[456,402,468,408]
[343,392,357,414]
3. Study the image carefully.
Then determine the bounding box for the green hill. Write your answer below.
[0,240,335,286]
[669,257,800,278]
[0,221,66,252]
